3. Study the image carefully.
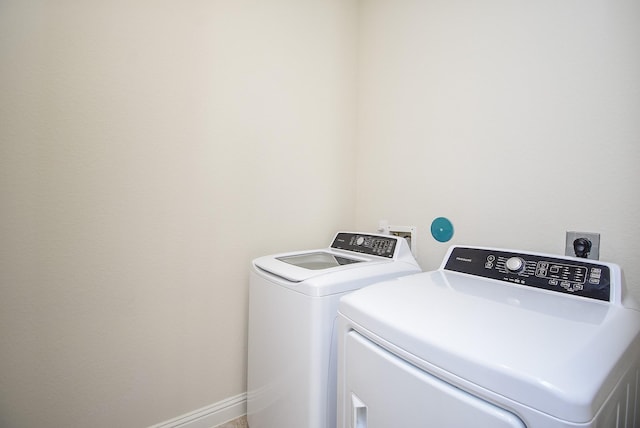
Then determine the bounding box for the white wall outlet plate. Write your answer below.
[382,224,417,258]
[565,231,600,260]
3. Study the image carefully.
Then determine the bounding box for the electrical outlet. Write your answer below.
[565,231,600,260]
[382,224,417,258]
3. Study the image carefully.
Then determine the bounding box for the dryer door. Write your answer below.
[341,331,525,428]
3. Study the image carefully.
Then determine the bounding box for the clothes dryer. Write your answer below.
[247,231,421,428]
[338,246,640,427]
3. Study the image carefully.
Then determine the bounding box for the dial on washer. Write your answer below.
[505,257,526,273]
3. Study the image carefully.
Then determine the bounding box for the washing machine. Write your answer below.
[247,231,421,428]
[337,245,640,428]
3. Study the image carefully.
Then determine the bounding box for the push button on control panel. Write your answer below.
[484,255,495,269]
[589,268,602,284]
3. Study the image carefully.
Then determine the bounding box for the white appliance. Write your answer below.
[247,231,421,428]
[337,246,640,427]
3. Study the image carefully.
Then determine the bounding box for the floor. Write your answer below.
[215,415,248,428]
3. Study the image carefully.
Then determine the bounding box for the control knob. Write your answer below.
[505,257,526,273]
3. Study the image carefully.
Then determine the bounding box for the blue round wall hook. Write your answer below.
[431,217,454,242]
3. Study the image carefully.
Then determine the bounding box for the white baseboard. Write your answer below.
[149,393,247,428]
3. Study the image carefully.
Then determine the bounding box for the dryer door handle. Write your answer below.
[351,393,367,428]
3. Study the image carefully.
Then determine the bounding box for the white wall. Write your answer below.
[0,1,357,426]
[2,1,639,426]
[355,0,640,301]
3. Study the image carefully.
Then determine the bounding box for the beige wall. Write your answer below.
[2,0,639,427]
[0,0,357,426]
[355,0,640,301]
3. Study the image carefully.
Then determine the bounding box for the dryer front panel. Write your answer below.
[340,330,525,428]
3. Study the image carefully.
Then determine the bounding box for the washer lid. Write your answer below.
[254,249,372,283]
[276,251,364,271]
[339,270,640,423]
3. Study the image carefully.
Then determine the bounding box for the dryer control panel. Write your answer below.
[331,232,397,258]
[444,247,611,301]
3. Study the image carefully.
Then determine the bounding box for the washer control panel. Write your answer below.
[331,232,397,258]
[444,247,610,301]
